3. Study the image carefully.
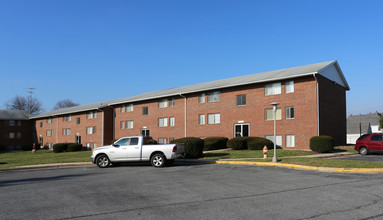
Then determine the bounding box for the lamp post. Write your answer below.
[270,102,280,163]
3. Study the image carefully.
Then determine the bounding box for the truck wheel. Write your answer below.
[151,154,166,168]
[96,154,110,168]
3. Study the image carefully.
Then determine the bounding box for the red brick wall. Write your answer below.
[0,120,33,149]
[34,108,113,148]
[113,76,320,149]
[317,75,347,145]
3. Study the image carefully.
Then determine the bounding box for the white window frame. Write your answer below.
[9,120,15,126]
[199,114,205,125]
[265,82,281,96]
[126,120,133,129]
[170,117,175,126]
[86,127,96,135]
[285,81,294,93]
[286,106,295,119]
[47,118,53,123]
[120,121,125,129]
[266,135,282,147]
[236,94,246,106]
[265,108,282,121]
[158,118,168,127]
[286,135,295,147]
[9,132,15,139]
[87,111,97,119]
[169,98,175,107]
[158,138,168,144]
[199,93,205,103]
[207,113,220,124]
[127,104,133,112]
[207,91,220,102]
[159,99,168,108]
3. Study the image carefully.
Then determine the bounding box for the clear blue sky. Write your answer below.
[1,0,382,116]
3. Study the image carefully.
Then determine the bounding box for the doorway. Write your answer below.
[234,124,249,137]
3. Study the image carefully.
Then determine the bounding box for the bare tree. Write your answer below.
[53,99,79,110]
[6,95,43,115]
[377,112,383,130]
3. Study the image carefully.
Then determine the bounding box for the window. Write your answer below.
[170,98,175,107]
[170,117,175,126]
[208,113,220,124]
[371,135,383,142]
[130,138,139,145]
[285,81,294,93]
[199,114,205,125]
[127,104,133,112]
[265,83,281,96]
[159,118,168,127]
[16,132,21,139]
[199,93,205,103]
[46,130,53,136]
[40,122,43,128]
[86,143,92,149]
[86,127,96,135]
[121,104,133,112]
[93,143,97,149]
[63,115,71,122]
[126,120,133,129]
[47,118,53,123]
[207,91,220,102]
[236,94,246,106]
[76,117,81,124]
[265,108,282,120]
[169,137,175,142]
[286,135,295,147]
[158,138,168,144]
[120,121,125,129]
[159,99,168,108]
[142,107,148,115]
[9,132,15,139]
[9,120,15,126]
[266,135,282,147]
[17,121,21,126]
[63,128,71,136]
[87,111,97,119]
[286,107,295,119]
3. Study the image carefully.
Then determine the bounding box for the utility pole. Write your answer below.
[27,88,35,114]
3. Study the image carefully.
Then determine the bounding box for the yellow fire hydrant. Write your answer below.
[263,146,269,159]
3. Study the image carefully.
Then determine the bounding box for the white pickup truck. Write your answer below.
[91,136,185,168]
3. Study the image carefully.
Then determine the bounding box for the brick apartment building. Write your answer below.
[29,60,349,150]
[0,110,34,150]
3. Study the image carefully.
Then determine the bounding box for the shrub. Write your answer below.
[170,137,204,158]
[67,143,83,152]
[53,143,69,153]
[247,137,274,150]
[227,137,250,150]
[203,137,228,151]
[310,136,334,153]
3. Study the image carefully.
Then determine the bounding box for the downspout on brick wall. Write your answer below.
[179,94,187,137]
[313,73,320,136]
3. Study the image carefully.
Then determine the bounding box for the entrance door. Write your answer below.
[39,136,43,147]
[141,129,150,136]
[234,124,249,137]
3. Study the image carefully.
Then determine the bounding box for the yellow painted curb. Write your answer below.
[198,160,383,174]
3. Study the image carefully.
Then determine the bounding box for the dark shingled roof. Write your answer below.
[0,110,30,120]
[347,113,381,134]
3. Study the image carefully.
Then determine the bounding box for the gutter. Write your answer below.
[313,73,320,136]
[179,94,187,137]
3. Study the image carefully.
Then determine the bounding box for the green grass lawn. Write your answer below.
[0,150,92,169]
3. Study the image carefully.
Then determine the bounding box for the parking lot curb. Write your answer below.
[188,160,383,174]
[0,162,93,171]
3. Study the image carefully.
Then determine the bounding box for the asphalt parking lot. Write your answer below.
[1,162,383,220]
[336,152,383,162]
